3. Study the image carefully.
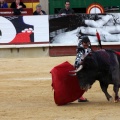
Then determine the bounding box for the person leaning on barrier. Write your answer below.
[10,0,26,15]
[0,0,8,8]
[58,1,74,15]
[33,4,46,15]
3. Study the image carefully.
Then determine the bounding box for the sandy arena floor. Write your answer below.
[0,56,120,120]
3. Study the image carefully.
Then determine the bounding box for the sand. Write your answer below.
[0,56,120,120]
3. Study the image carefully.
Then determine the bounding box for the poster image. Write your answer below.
[49,13,120,45]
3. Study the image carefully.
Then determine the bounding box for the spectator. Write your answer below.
[0,0,8,8]
[59,1,74,15]
[10,0,26,15]
[10,0,26,9]
[33,4,46,15]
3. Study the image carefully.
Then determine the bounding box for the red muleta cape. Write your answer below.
[50,61,85,106]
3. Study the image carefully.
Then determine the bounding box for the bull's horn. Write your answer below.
[69,65,83,73]
[69,73,76,76]
[69,70,78,73]
[75,65,83,72]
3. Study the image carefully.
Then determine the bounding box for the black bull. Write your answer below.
[76,49,120,102]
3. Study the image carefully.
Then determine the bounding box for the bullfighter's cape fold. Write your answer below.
[50,61,85,105]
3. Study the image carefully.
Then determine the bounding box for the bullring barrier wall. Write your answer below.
[0,14,120,57]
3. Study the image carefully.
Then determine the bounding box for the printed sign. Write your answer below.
[0,15,49,44]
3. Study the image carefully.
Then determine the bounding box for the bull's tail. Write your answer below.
[114,51,120,68]
[115,51,120,56]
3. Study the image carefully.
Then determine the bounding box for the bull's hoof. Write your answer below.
[114,98,120,103]
[108,97,113,102]
[114,96,120,103]
[117,98,120,102]
[114,100,119,103]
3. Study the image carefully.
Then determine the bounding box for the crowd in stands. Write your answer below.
[0,0,8,8]
[0,0,47,15]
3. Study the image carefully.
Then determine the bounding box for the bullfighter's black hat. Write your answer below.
[81,36,90,43]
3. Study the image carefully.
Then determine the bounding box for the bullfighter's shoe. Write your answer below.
[78,96,89,102]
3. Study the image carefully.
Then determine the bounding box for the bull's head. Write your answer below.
[76,53,99,91]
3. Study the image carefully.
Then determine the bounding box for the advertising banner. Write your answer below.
[0,15,49,44]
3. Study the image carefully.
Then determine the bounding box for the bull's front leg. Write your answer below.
[113,84,120,102]
[99,81,112,101]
